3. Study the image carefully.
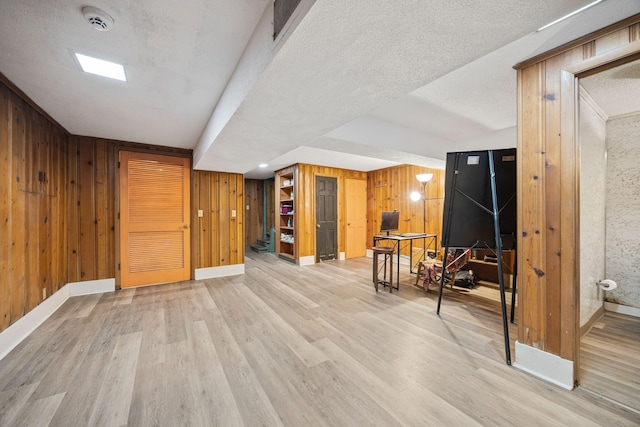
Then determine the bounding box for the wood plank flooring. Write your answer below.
[580,311,640,414]
[0,252,638,426]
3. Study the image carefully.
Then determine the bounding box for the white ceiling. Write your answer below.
[581,58,640,118]
[1,0,639,180]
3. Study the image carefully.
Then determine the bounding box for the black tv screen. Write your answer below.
[380,211,399,233]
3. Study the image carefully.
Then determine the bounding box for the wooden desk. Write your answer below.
[372,233,437,290]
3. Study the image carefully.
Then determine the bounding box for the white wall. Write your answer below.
[579,92,607,326]
[605,113,640,309]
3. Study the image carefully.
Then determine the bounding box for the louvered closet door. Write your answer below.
[120,151,191,288]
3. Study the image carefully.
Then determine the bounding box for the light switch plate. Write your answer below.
[197,209,203,217]
[231,209,236,218]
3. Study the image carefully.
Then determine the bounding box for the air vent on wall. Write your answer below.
[82,6,114,32]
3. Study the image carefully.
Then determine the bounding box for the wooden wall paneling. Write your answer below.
[237,175,244,263]
[257,179,265,243]
[1,78,202,328]
[244,179,262,247]
[47,123,57,296]
[595,28,631,55]
[30,115,44,310]
[95,139,110,279]
[515,17,640,369]
[229,174,239,265]
[299,164,312,258]
[265,178,275,236]
[66,137,80,284]
[366,164,444,256]
[200,172,212,267]
[51,129,66,293]
[517,62,547,349]
[219,173,230,265]
[11,94,26,193]
[36,185,48,309]
[10,93,26,322]
[543,53,564,355]
[191,171,246,268]
[78,139,97,281]
[0,84,11,330]
[24,192,36,312]
[243,179,253,247]
[293,163,369,260]
[22,106,33,193]
[191,172,199,270]
[210,173,220,266]
[559,66,580,364]
[107,141,116,279]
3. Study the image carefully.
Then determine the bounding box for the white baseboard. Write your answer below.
[69,278,115,296]
[298,256,315,266]
[513,341,574,390]
[195,264,245,280]
[604,301,640,318]
[0,278,115,361]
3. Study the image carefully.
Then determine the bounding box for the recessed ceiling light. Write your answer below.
[537,0,602,32]
[75,53,127,81]
[259,163,268,168]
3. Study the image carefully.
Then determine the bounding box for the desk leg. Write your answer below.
[396,243,400,291]
[409,240,414,273]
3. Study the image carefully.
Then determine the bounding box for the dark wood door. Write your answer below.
[316,176,337,262]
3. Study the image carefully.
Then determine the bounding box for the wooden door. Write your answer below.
[119,151,191,288]
[316,176,337,261]
[345,178,367,258]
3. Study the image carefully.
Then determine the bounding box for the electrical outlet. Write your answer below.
[42,288,46,299]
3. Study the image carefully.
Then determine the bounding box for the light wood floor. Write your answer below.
[1,252,638,426]
[580,311,640,414]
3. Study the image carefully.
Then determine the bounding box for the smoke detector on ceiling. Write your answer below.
[82,6,114,32]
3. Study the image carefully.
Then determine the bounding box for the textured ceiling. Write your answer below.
[581,58,640,118]
[0,0,269,148]
[1,0,639,180]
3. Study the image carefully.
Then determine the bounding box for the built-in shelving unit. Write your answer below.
[275,165,297,262]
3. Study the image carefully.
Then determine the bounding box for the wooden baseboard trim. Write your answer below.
[580,305,605,338]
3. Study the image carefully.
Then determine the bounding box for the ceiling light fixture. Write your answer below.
[75,53,127,81]
[537,0,602,32]
[259,163,268,168]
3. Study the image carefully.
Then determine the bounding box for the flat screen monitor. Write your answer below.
[380,211,399,234]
